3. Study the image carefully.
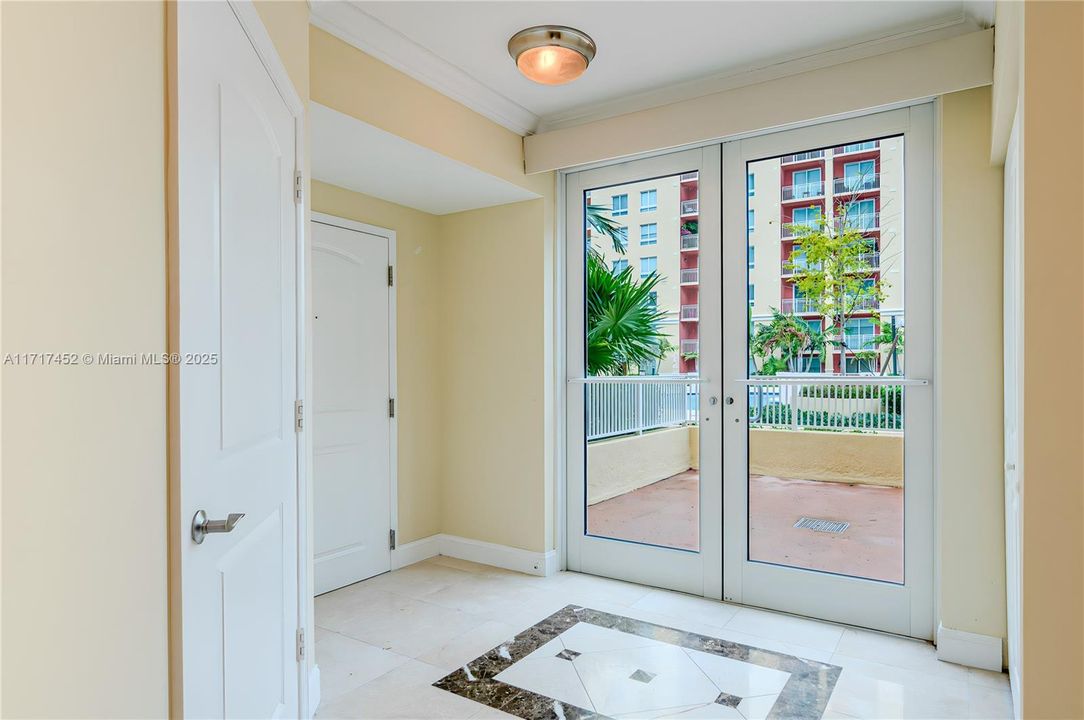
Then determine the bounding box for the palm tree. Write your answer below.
[872,319,905,376]
[750,308,825,374]
[585,205,670,375]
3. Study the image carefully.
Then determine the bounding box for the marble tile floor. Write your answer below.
[314,557,1012,720]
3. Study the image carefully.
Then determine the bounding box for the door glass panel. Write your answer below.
[746,136,904,582]
[584,172,700,552]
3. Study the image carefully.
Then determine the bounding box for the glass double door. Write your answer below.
[565,106,934,638]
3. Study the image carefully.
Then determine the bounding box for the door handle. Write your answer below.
[191,510,245,544]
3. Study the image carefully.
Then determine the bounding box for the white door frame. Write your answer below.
[167,2,311,716]
[563,147,723,598]
[310,211,399,556]
[721,105,936,639]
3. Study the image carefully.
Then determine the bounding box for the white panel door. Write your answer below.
[312,217,393,594]
[173,2,301,717]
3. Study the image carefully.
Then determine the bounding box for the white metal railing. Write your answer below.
[834,174,880,194]
[781,182,824,201]
[680,340,699,355]
[745,375,907,432]
[781,221,819,239]
[681,199,699,215]
[586,378,700,440]
[781,150,824,164]
[781,297,818,314]
[679,172,698,182]
[836,212,880,232]
[681,304,699,321]
[680,233,699,250]
[680,267,699,284]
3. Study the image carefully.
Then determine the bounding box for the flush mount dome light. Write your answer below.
[508,25,596,85]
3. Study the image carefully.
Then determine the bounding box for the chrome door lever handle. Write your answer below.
[191,510,245,544]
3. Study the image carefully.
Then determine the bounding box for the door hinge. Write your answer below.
[294,171,304,204]
[389,528,397,550]
[388,398,395,418]
[296,628,305,662]
[294,399,304,432]
[387,265,394,287]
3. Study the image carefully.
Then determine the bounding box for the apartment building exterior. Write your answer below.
[748,137,904,373]
[589,172,699,375]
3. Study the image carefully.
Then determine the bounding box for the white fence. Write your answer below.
[747,377,904,432]
[586,378,699,441]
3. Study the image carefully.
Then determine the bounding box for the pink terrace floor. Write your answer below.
[587,472,904,583]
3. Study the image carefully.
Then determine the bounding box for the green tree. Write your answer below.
[784,199,886,374]
[872,318,905,376]
[585,205,671,375]
[750,308,826,374]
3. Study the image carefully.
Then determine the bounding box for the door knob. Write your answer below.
[191,510,245,544]
[725,396,735,405]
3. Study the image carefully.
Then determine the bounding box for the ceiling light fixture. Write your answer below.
[508,25,596,86]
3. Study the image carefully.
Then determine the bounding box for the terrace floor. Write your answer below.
[587,472,904,583]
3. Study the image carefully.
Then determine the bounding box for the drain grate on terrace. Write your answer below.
[794,517,850,534]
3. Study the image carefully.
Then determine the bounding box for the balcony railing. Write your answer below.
[680,267,699,285]
[680,305,699,321]
[781,150,825,164]
[780,221,819,239]
[781,258,821,275]
[680,340,699,355]
[781,181,824,201]
[747,376,903,432]
[680,199,699,215]
[855,251,880,269]
[586,378,699,441]
[833,140,879,155]
[834,174,880,194]
[781,297,819,314]
[679,172,699,182]
[680,233,699,250]
[836,212,880,232]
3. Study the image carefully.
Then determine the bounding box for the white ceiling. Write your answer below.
[311,103,538,215]
[311,1,994,135]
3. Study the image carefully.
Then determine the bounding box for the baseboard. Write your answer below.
[936,623,1004,671]
[390,534,440,569]
[390,533,557,577]
[308,664,321,717]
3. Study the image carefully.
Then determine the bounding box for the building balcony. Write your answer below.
[680,340,699,355]
[679,267,699,285]
[680,233,699,251]
[679,172,699,183]
[781,258,822,275]
[780,221,820,239]
[680,304,699,321]
[833,174,880,195]
[781,181,825,202]
[780,150,825,164]
[781,297,819,314]
[835,212,880,233]
[833,140,879,156]
[680,199,699,216]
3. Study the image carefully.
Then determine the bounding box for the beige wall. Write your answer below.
[311,181,442,543]
[937,86,1007,656]
[1,2,169,716]
[1018,3,1084,716]
[587,427,697,505]
[750,430,903,488]
[437,200,551,552]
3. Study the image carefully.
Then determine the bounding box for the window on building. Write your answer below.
[640,223,658,245]
[640,256,657,279]
[747,173,755,197]
[612,258,629,274]
[844,198,876,229]
[747,209,755,233]
[792,205,822,230]
[612,194,628,216]
[640,189,657,212]
[803,318,823,334]
[843,160,877,192]
[647,291,658,312]
[845,355,877,374]
[803,355,823,372]
[748,245,755,268]
[841,141,877,153]
[792,167,823,197]
[748,283,755,306]
[845,318,877,351]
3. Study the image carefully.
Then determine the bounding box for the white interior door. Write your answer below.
[312,215,394,594]
[721,106,935,638]
[172,2,302,717]
[564,147,723,598]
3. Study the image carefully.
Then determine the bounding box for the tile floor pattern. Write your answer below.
[434,604,840,719]
[314,558,1012,719]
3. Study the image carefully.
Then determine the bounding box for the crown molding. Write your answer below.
[309,1,540,136]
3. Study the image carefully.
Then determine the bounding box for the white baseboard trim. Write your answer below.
[390,533,557,577]
[936,623,1004,671]
[308,664,321,717]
